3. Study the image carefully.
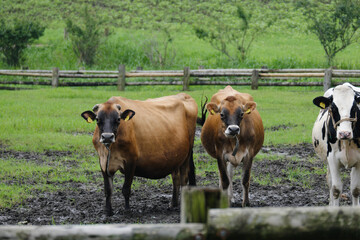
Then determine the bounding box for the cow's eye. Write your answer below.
[117,117,121,122]
[220,113,225,119]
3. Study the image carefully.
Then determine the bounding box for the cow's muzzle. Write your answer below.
[339,131,352,140]
[225,125,240,137]
[100,133,115,144]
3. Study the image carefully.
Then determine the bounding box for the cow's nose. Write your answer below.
[100,133,115,144]
[339,131,351,139]
[225,125,240,137]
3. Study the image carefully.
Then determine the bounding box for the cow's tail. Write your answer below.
[196,95,208,126]
[188,149,196,186]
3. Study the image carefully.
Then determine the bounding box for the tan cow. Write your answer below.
[201,86,264,206]
[81,93,197,215]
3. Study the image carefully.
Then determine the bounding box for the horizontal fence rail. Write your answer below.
[2,66,360,90]
[3,188,360,240]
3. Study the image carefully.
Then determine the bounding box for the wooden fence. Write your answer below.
[2,187,360,240]
[2,66,360,91]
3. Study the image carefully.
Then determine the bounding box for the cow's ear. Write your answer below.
[121,109,135,122]
[206,103,219,115]
[92,104,100,113]
[313,96,331,109]
[244,101,257,114]
[355,93,360,104]
[81,111,96,123]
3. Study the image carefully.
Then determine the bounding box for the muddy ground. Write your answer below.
[0,134,353,225]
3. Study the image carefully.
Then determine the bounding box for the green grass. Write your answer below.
[0,155,100,208]
[1,85,323,152]
[253,173,282,187]
[0,85,324,207]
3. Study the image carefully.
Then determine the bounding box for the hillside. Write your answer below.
[1,0,360,70]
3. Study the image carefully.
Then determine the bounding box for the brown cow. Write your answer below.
[81,93,197,215]
[201,86,264,207]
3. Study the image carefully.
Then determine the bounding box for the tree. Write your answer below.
[192,1,279,63]
[119,0,188,68]
[0,20,44,67]
[65,6,102,66]
[297,0,360,66]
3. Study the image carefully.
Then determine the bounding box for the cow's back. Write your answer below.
[108,94,197,178]
[210,85,254,104]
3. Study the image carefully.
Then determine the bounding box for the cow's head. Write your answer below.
[313,85,360,140]
[206,96,256,138]
[81,103,135,145]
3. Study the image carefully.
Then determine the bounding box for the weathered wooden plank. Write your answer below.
[251,69,259,90]
[181,187,228,224]
[59,74,118,78]
[324,68,332,91]
[182,67,190,91]
[118,64,126,91]
[260,73,325,77]
[52,67,59,88]
[0,72,52,77]
[332,72,360,78]
[0,224,205,240]
[126,72,184,77]
[207,207,360,240]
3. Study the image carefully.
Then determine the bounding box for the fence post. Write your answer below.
[180,187,228,224]
[251,69,259,90]
[324,68,332,91]
[52,67,59,88]
[183,67,190,91]
[118,64,126,91]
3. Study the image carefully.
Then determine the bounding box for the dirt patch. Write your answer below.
[0,139,352,225]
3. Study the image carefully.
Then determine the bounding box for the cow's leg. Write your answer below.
[102,171,114,216]
[217,156,229,190]
[171,169,181,207]
[187,150,196,186]
[350,163,360,206]
[241,156,252,207]
[122,163,136,210]
[328,156,342,206]
[326,166,333,205]
[226,162,235,204]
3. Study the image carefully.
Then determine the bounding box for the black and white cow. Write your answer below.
[312,83,360,206]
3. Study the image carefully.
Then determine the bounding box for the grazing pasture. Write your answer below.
[0,85,353,225]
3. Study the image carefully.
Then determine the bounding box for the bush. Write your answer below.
[297,0,360,66]
[65,6,102,66]
[0,20,44,67]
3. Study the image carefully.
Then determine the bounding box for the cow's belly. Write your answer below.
[134,145,190,179]
[334,141,360,168]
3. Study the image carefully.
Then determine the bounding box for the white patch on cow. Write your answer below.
[351,164,360,206]
[226,162,235,204]
[225,125,240,137]
[312,110,328,161]
[333,85,355,139]
[324,87,334,98]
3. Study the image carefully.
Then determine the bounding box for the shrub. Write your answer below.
[297,0,360,66]
[65,6,102,66]
[0,20,44,67]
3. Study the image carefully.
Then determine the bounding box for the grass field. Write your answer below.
[0,85,324,208]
